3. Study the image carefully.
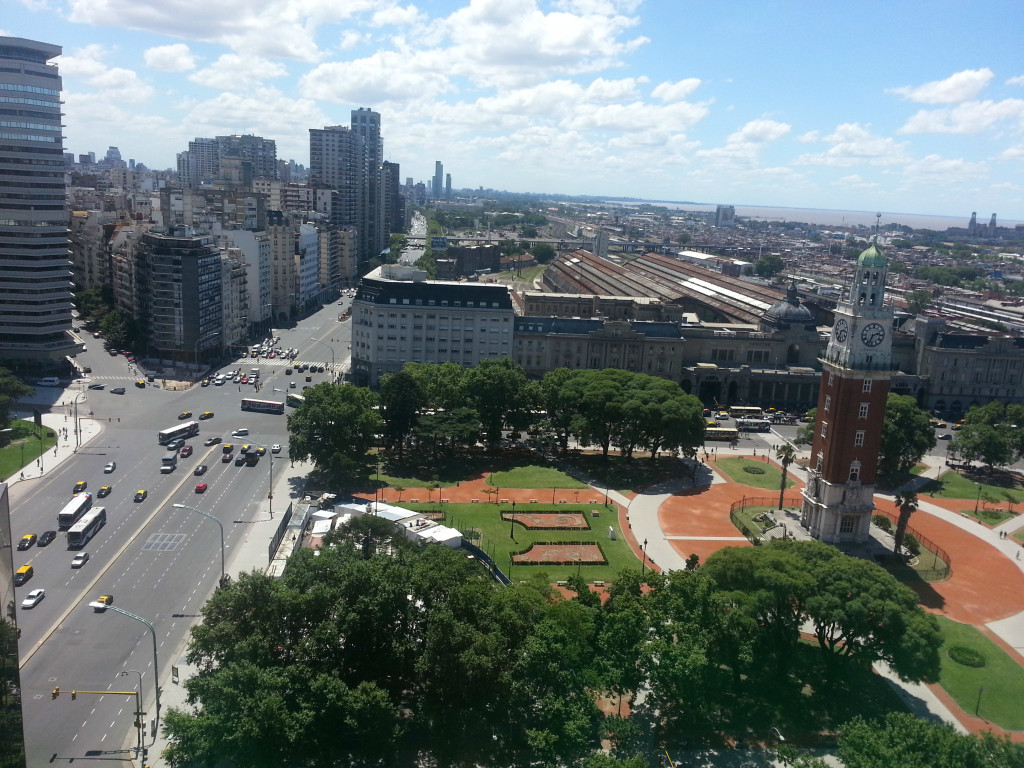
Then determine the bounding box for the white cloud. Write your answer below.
[301,50,452,104]
[835,174,880,191]
[888,68,994,104]
[189,53,288,91]
[58,44,153,102]
[651,78,701,102]
[1008,75,1024,87]
[794,123,910,167]
[696,119,790,162]
[339,30,371,50]
[899,99,1024,134]
[999,143,1024,161]
[901,154,988,186]
[143,44,197,72]
[66,0,392,61]
[370,4,424,26]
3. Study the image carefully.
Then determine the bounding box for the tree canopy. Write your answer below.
[878,394,936,478]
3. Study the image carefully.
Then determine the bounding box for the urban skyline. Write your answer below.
[4,0,1024,218]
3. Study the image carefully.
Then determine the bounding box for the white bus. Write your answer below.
[158,420,200,445]
[58,492,93,530]
[67,506,106,549]
[736,418,772,433]
[240,398,285,414]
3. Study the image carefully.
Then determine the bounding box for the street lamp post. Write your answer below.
[641,538,648,575]
[172,503,226,582]
[91,604,161,738]
[766,726,785,763]
[72,391,87,452]
[975,484,982,514]
[119,669,145,759]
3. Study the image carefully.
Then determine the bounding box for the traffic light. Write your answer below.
[71,691,77,700]
[51,687,59,700]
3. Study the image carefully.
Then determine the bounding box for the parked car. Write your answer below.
[103,461,116,473]
[73,480,87,493]
[180,445,193,458]
[21,589,45,609]
[290,380,296,388]
[937,433,952,440]
[110,386,126,395]
[204,436,222,446]
[194,464,208,476]
[38,530,57,547]
[195,482,208,493]
[71,552,90,569]
[134,489,148,502]
[18,534,37,550]
[97,485,111,498]
[222,443,233,453]
[88,383,105,390]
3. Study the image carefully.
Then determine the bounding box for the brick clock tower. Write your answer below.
[801,240,893,543]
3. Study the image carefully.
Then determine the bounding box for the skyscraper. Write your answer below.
[0,37,80,366]
[433,161,443,200]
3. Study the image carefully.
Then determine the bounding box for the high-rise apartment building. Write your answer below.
[0,37,81,366]
[382,161,405,235]
[433,160,443,200]
[176,135,277,188]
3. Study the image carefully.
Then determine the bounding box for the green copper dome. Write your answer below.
[857,242,886,267]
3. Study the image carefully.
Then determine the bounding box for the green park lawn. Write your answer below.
[0,419,58,480]
[716,456,796,492]
[397,501,637,582]
[936,616,1024,730]
[925,470,1024,505]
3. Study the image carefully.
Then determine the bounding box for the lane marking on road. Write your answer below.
[18,445,219,669]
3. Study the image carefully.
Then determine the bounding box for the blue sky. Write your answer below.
[5,0,1024,218]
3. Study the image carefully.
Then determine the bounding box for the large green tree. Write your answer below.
[286,382,382,484]
[0,366,32,429]
[465,357,528,447]
[878,393,936,477]
[378,369,424,460]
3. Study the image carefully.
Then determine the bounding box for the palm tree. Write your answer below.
[775,442,797,510]
[893,491,919,556]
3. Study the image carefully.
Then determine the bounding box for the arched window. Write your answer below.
[849,461,861,482]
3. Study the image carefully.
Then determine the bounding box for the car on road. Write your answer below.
[937,433,952,440]
[199,411,214,420]
[97,485,112,498]
[255,446,267,456]
[305,374,312,382]
[302,386,311,391]
[180,445,193,458]
[234,453,246,466]
[168,438,185,451]
[178,411,192,420]
[108,348,118,356]
[240,375,249,384]
[240,444,250,454]
[134,489,148,502]
[222,443,233,453]
[103,461,116,473]
[88,383,105,390]
[204,436,221,446]
[201,378,210,387]
[285,368,292,375]
[92,594,112,611]
[194,464,207,476]
[195,482,208,493]
[214,377,225,386]
[135,380,146,388]
[232,428,249,436]
[38,530,57,547]
[18,533,37,550]
[73,480,87,493]
[21,589,45,609]
[290,380,296,388]
[271,444,282,453]
[71,552,90,569]
[222,452,233,463]
[110,386,126,395]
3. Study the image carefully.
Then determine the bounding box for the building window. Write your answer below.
[820,421,828,439]
[849,462,860,481]
[858,402,869,419]
[862,379,872,393]
[839,515,856,534]
[815,452,823,472]
[854,430,865,447]
[824,395,831,412]
[828,372,835,387]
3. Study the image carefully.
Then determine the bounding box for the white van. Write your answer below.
[36,377,59,387]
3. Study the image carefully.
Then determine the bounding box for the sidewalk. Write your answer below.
[6,404,104,488]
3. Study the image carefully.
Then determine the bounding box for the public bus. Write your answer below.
[241,398,285,415]
[286,392,305,408]
[705,427,740,442]
[58,492,93,529]
[158,420,200,445]
[736,418,772,433]
[67,506,106,549]
[728,406,764,419]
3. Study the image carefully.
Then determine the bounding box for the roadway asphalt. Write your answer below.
[10,299,352,767]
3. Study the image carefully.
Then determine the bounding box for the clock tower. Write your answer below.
[801,240,893,543]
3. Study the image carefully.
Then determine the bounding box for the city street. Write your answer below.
[11,300,351,766]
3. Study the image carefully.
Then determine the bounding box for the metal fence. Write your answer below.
[873,507,952,581]
[729,495,803,545]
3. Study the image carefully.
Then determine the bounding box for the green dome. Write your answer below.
[857,242,886,267]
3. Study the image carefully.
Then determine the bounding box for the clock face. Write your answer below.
[861,322,885,347]
[833,319,849,343]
